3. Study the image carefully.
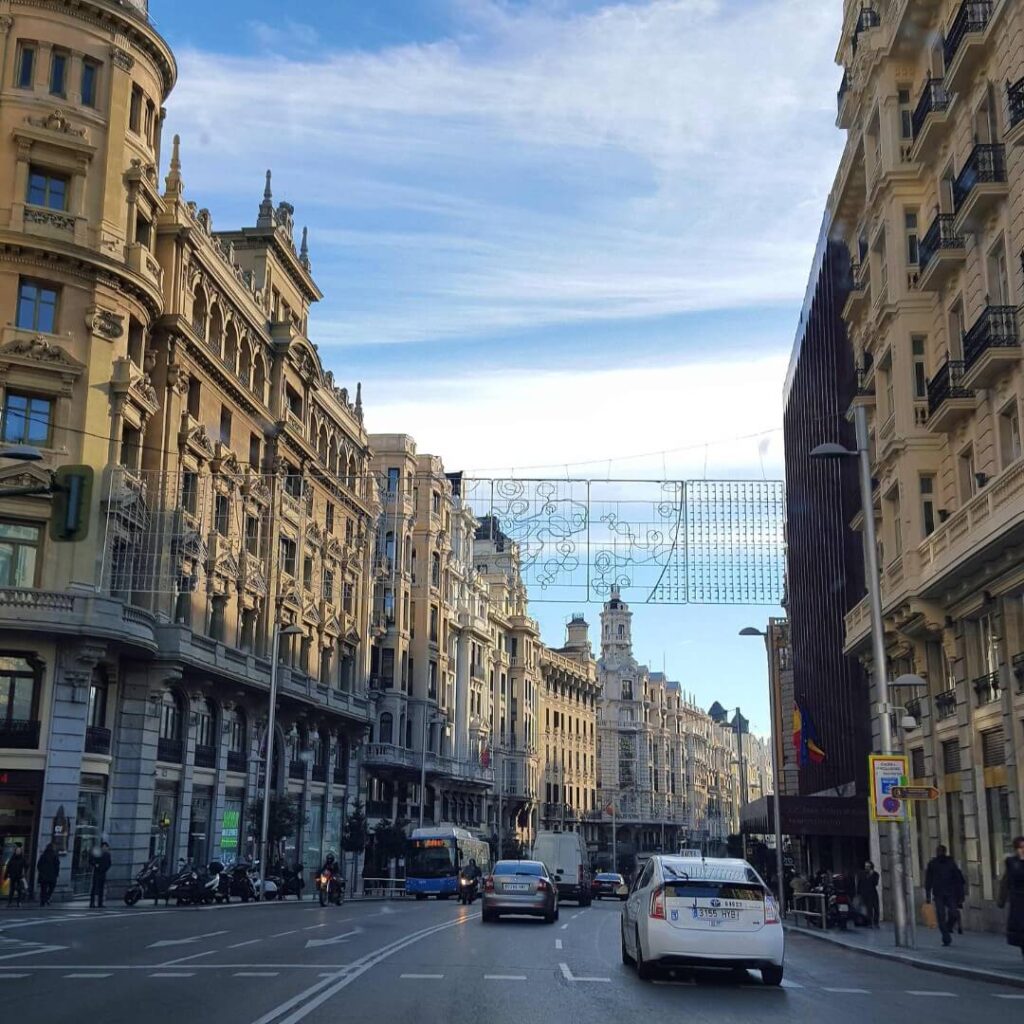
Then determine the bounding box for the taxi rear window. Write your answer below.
[663,881,765,902]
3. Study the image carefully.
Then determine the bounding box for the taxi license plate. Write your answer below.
[693,908,739,921]
[505,883,531,892]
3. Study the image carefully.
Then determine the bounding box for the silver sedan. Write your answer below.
[481,860,559,923]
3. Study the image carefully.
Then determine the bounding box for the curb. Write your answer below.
[785,924,1024,990]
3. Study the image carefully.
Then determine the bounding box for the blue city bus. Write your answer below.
[405,826,491,899]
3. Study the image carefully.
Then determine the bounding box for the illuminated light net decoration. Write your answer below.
[460,478,785,605]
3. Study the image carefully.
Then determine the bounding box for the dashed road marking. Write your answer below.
[401,973,444,979]
[235,972,280,977]
[2,974,31,979]
[907,991,956,997]
[780,980,804,989]
[149,972,196,978]
[555,939,563,949]
[484,974,527,980]
[560,923,568,930]
[304,924,327,931]
[824,988,870,994]
[271,930,299,938]
[229,939,262,948]
[559,963,610,983]
[64,973,112,979]
[994,995,1024,1000]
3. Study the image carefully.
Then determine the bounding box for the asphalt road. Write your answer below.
[1,896,1022,1023]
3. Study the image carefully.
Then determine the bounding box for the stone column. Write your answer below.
[37,641,105,899]
[173,690,203,863]
[210,700,233,860]
[455,629,470,763]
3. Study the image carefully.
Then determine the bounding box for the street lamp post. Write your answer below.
[418,703,447,828]
[811,403,912,947]
[260,622,303,899]
[740,626,785,914]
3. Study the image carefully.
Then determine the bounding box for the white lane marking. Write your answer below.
[64,973,112,979]
[907,991,956,997]
[401,974,444,979]
[0,946,66,962]
[555,939,563,950]
[247,914,476,1024]
[994,995,1024,1000]
[305,928,361,949]
[824,988,870,994]
[236,972,280,977]
[158,949,220,967]
[228,939,262,949]
[485,975,527,980]
[559,963,610,983]
[2,974,31,978]
[271,930,299,938]
[560,923,569,930]
[780,980,804,989]
[148,930,228,949]
[304,924,328,931]
[149,972,196,978]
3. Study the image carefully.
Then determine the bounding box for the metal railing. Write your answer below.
[935,689,957,720]
[790,891,827,929]
[156,737,183,763]
[1009,76,1024,131]
[360,877,409,899]
[927,359,973,417]
[963,306,1019,373]
[84,725,112,755]
[943,1,993,69]
[851,6,881,53]
[918,213,964,273]
[972,671,1001,706]
[227,750,247,774]
[953,143,1007,211]
[912,78,950,139]
[194,743,216,769]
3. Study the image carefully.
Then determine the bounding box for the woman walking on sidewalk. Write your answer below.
[998,835,1024,960]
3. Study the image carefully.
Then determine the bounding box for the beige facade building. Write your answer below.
[0,0,378,894]
[833,0,1024,928]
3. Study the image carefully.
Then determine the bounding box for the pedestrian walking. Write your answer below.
[925,844,966,947]
[36,842,60,907]
[4,843,27,907]
[856,860,880,928]
[997,835,1024,961]
[89,841,111,908]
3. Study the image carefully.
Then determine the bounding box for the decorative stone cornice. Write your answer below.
[0,333,85,375]
[111,46,135,72]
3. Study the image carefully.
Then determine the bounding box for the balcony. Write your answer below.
[962,306,1020,387]
[911,79,951,161]
[125,241,163,291]
[312,764,327,783]
[226,750,247,774]
[363,743,418,771]
[1013,652,1024,694]
[194,743,216,769]
[842,262,870,323]
[157,737,183,764]
[926,359,975,432]
[1008,77,1024,147]
[333,764,347,785]
[953,143,1008,231]
[0,719,41,749]
[288,759,306,780]
[851,6,881,55]
[84,725,111,756]
[972,671,1001,706]
[917,214,965,291]
[943,1,995,92]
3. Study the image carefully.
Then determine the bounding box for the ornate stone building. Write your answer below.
[831,0,1024,929]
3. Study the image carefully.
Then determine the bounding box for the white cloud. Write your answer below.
[165,0,844,347]
[246,18,320,52]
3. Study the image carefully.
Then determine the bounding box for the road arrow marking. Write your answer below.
[147,930,228,949]
[0,945,66,961]
[305,928,361,949]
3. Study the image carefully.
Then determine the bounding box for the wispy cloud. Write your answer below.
[246,18,320,52]
[166,0,842,349]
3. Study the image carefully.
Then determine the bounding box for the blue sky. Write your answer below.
[154,1,845,733]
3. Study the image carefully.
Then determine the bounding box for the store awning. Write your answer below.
[740,794,868,839]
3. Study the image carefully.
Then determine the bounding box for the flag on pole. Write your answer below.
[793,701,825,766]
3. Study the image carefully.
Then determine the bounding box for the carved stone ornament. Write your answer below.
[25,208,75,231]
[131,372,159,409]
[0,16,14,34]
[26,109,86,138]
[0,334,83,372]
[91,309,125,340]
[185,423,216,458]
[112,47,136,72]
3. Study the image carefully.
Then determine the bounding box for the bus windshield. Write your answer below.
[407,840,457,878]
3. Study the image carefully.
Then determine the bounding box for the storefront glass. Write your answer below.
[72,775,107,894]
[220,791,244,864]
[150,780,178,869]
[303,798,324,874]
[188,785,214,868]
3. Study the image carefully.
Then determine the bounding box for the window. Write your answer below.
[431,551,441,587]
[428,660,438,700]
[159,690,182,741]
[195,700,215,748]
[181,472,198,515]
[325,502,335,534]
[27,168,68,210]
[904,210,919,265]
[999,401,1022,469]
[219,406,232,447]
[214,494,230,536]
[2,392,53,446]
[303,555,313,590]
[16,279,58,333]
[978,613,999,676]
[323,568,334,602]
[0,655,39,726]
[16,45,35,89]
[987,238,1011,306]
[898,87,913,140]
[81,60,99,107]
[911,336,927,400]
[0,522,39,588]
[279,536,297,577]
[432,491,441,514]
[249,433,261,471]
[343,581,353,613]
[948,297,964,359]
[120,424,140,472]
[129,84,143,133]
[49,50,67,96]
[87,670,108,729]
[381,648,395,688]
[225,707,246,754]
[245,515,259,555]
[986,785,1011,888]
[888,487,902,557]
[958,444,976,503]
[919,474,936,538]
[387,467,400,494]
[429,605,439,643]
[379,712,394,745]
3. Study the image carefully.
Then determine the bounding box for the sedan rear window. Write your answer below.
[493,861,544,876]
[663,881,765,902]
[597,873,622,881]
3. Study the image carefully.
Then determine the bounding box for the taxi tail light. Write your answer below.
[764,895,780,924]
[649,886,666,920]
[484,876,494,892]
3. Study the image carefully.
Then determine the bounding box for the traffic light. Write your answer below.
[49,465,93,542]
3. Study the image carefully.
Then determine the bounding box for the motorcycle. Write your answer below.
[815,874,851,931]
[208,860,232,904]
[167,862,222,905]
[267,863,305,900]
[317,867,344,907]
[227,862,260,902]
[123,858,172,907]
[458,875,479,905]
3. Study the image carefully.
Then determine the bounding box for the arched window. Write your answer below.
[224,706,246,753]
[208,303,224,356]
[195,698,217,748]
[379,712,394,745]
[252,354,267,404]
[192,286,208,338]
[223,320,238,370]
[617,624,625,638]
[159,690,182,740]
[238,338,252,386]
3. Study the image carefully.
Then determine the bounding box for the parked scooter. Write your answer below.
[167,861,222,905]
[267,862,305,900]
[208,860,232,904]
[814,873,851,931]
[123,858,171,907]
[227,862,260,902]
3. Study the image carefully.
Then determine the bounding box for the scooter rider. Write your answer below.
[459,857,481,902]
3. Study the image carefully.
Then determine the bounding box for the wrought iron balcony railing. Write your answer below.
[972,671,1001,706]
[912,79,950,139]
[963,306,1019,373]
[852,6,881,53]
[934,689,957,720]
[194,743,217,769]
[1009,76,1024,131]
[943,1,993,69]
[227,750,247,774]
[84,725,112,755]
[288,759,306,780]
[927,359,973,417]
[918,213,964,273]
[157,737,183,763]
[953,143,1007,211]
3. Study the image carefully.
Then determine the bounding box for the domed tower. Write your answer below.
[600,585,633,658]
[563,612,591,656]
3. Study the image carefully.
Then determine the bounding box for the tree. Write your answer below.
[373,817,410,881]
[342,802,369,893]
[247,794,305,864]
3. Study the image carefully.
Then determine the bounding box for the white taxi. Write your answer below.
[620,854,784,984]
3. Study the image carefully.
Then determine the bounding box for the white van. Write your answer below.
[532,831,592,906]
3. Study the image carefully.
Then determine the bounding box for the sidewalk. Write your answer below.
[786,919,1024,989]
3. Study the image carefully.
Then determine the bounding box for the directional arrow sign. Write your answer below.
[147,930,228,948]
[305,928,361,949]
[891,786,940,800]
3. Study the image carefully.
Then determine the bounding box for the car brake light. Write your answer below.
[649,886,666,920]
[764,896,780,925]
[484,876,494,892]
[537,878,550,892]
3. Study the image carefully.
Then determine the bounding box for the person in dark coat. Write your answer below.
[89,842,111,908]
[5,844,27,906]
[998,835,1024,960]
[856,860,880,928]
[925,844,966,946]
[36,843,60,907]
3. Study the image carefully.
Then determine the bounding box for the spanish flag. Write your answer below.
[793,702,825,767]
